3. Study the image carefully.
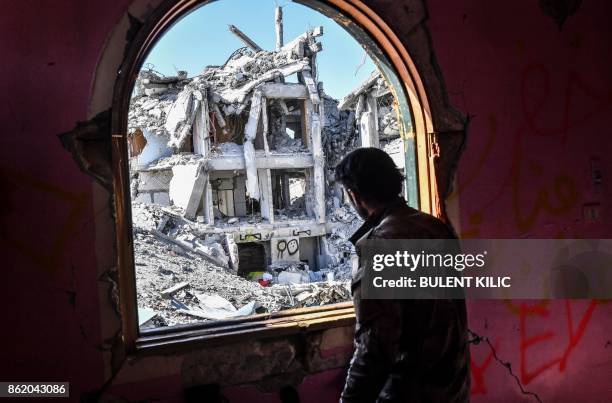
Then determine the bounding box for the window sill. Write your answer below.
[135,302,355,355]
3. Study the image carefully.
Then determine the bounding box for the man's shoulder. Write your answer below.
[373,204,455,239]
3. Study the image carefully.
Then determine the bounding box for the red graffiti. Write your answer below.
[521,64,612,144]
[559,299,597,371]
[520,300,597,384]
[457,65,612,237]
[470,340,497,395]
[519,303,560,384]
[472,300,598,395]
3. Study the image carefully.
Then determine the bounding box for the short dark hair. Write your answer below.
[334,147,404,202]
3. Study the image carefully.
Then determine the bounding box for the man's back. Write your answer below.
[341,200,470,402]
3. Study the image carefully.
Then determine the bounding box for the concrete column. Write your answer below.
[258,169,274,223]
[360,111,378,148]
[282,173,291,208]
[311,114,325,223]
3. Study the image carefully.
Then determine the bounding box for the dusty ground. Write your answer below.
[133,203,354,328]
[134,230,289,327]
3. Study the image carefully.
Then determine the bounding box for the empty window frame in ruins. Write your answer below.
[113,0,433,352]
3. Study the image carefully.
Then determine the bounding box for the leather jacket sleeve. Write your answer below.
[341,203,470,402]
[340,286,417,403]
[341,285,469,403]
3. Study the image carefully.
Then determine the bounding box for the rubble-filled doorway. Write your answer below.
[237,242,267,277]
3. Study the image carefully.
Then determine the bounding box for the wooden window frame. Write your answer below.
[111,0,437,354]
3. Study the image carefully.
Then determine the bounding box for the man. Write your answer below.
[336,148,470,402]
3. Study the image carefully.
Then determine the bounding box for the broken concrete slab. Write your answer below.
[228,24,263,52]
[301,70,320,105]
[164,89,193,143]
[160,281,189,297]
[151,229,229,268]
[359,111,379,148]
[278,271,310,284]
[261,83,308,99]
[168,162,206,219]
[138,307,157,326]
[179,294,258,320]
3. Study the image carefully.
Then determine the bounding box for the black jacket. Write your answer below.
[340,199,470,403]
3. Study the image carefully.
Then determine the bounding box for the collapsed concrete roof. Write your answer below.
[128,25,324,150]
[337,70,391,111]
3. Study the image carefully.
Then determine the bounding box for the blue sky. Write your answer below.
[142,0,376,100]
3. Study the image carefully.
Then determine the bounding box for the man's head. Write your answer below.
[334,147,404,219]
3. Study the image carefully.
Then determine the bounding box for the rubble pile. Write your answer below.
[133,203,351,328]
[379,104,400,138]
[382,137,403,156]
[129,26,325,152]
[146,152,205,170]
[322,94,356,168]
[127,10,405,329]
[324,201,363,281]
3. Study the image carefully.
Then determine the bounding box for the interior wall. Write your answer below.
[364,1,612,397]
[424,1,612,401]
[1,0,611,402]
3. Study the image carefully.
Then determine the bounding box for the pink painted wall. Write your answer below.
[1,0,610,402]
[0,0,130,399]
[428,0,612,401]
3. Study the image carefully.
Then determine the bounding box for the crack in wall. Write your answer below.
[468,329,543,403]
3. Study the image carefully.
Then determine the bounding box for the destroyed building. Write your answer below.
[127,19,417,327]
[131,26,327,263]
[9,0,612,400]
[125,6,421,328]
[336,71,409,196]
[126,19,393,327]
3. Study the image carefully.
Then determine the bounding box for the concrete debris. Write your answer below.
[160,281,189,297]
[129,23,324,150]
[211,142,243,156]
[229,24,263,52]
[275,6,284,51]
[138,307,158,328]
[338,71,386,110]
[243,89,263,200]
[180,294,257,320]
[129,11,406,328]
[145,153,206,171]
[133,202,351,327]
[152,229,229,268]
[135,228,283,326]
[337,70,405,143]
[277,270,310,284]
[270,282,351,308]
[383,137,406,170]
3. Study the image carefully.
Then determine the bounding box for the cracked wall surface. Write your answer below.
[2,0,612,402]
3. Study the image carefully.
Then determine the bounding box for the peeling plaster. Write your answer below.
[58,109,114,193]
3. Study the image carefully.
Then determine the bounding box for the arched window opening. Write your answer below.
[109,0,436,350]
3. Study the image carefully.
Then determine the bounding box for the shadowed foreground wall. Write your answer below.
[1,0,611,402]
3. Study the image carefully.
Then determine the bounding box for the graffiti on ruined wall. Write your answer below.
[470,299,601,396]
[271,237,300,262]
[450,63,612,238]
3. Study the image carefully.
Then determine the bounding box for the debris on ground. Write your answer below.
[134,202,351,328]
[130,9,405,329]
